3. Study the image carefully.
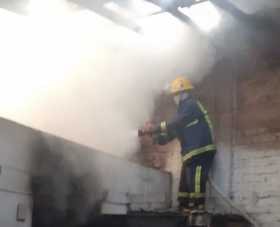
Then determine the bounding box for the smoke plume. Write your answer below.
[228,0,280,14]
[0,0,216,156]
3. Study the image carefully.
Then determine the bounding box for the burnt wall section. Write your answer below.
[0,118,172,227]
[31,135,103,227]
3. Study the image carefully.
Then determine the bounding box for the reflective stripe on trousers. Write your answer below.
[178,165,203,199]
[195,166,202,194]
[177,192,205,199]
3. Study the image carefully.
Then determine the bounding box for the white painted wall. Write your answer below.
[0,119,35,227]
[0,117,172,226]
[232,147,280,227]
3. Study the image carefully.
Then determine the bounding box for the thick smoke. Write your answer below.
[228,0,280,14]
[0,0,216,156]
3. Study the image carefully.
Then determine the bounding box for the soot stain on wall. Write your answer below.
[30,133,104,227]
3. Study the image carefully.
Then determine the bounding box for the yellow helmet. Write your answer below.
[169,76,193,94]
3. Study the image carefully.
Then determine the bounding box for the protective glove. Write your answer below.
[138,121,156,137]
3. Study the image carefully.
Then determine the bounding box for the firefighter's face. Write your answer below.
[173,94,181,105]
[173,91,189,105]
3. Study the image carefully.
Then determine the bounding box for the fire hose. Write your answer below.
[208,177,262,227]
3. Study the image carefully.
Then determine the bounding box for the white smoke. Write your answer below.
[0,0,216,156]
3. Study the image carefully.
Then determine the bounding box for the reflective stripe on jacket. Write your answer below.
[157,95,215,162]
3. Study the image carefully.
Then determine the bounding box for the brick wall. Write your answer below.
[201,58,280,227]
[231,71,280,227]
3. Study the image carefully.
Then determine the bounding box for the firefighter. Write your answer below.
[139,76,216,212]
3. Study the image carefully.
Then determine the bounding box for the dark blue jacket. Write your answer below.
[155,95,216,163]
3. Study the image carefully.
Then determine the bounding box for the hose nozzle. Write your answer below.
[138,129,152,137]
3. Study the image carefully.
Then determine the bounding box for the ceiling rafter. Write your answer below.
[70,0,141,32]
